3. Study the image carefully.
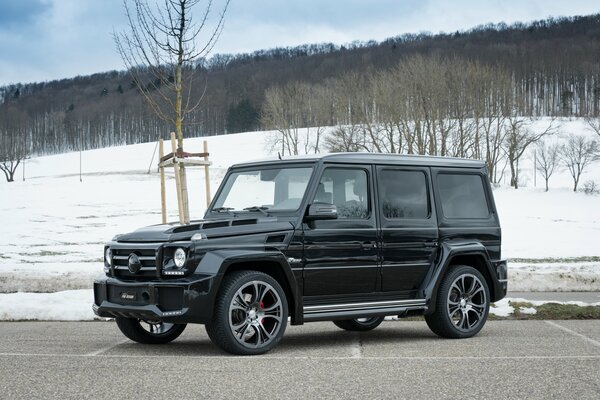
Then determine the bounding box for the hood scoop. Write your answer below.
[171,218,259,234]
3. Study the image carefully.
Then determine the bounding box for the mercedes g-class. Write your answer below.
[93,153,507,355]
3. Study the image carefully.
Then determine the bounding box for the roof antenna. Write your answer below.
[277,152,282,160]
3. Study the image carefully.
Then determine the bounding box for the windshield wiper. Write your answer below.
[242,206,270,216]
[212,207,235,214]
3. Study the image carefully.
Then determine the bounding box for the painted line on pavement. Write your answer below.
[0,353,599,361]
[545,320,600,348]
[86,339,130,356]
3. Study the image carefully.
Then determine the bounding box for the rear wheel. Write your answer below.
[115,318,186,344]
[425,265,490,339]
[205,271,288,355]
[333,316,385,332]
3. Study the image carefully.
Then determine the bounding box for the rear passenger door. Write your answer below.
[376,166,439,295]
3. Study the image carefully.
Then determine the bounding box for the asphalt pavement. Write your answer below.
[1,320,599,399]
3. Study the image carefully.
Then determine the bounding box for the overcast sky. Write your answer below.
[0,0,598,86]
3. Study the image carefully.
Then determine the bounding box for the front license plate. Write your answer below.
[120,292,137,301]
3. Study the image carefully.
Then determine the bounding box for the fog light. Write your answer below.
[174,248,186,268]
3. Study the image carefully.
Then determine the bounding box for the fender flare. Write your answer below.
[423,240,498,314]
[194,249,302,324]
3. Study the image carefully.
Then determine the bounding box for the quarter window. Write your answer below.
[378,170,429,219]
[438,174,490,219]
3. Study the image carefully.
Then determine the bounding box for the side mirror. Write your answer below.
[305,203,338,221]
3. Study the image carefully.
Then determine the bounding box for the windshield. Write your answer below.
[211,166,314,212]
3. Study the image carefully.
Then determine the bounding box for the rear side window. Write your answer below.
[378,169,429,219]
[438,174,490,219]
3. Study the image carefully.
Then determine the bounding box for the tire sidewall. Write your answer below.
[439,266,490,338]
[217,271,289,355]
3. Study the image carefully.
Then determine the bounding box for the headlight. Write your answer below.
[174,248,186,268]
[104,248,112,267]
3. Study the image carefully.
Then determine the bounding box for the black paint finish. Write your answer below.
[93,153,506,328]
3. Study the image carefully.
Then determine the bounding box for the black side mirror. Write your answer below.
[305,203,338,221]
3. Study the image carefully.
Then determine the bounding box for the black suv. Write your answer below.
[94,153,507,355]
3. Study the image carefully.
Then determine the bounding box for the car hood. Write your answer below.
[114,217,295,243]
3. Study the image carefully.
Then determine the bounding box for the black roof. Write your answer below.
[231,152,485,169]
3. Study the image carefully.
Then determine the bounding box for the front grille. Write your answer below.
[111,245,160,280]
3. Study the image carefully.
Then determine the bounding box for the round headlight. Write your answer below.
[104,248,112,266]
[174,248,186,268]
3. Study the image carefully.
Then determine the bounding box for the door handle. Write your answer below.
[424,240,438,248]
[361,241,378,250]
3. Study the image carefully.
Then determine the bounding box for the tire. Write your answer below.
[333,316,385,331]
[115,318,186,344]
[205,270,288,355]
[425,265,490,339]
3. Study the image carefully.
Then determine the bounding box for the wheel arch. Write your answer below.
[196,249,302,325]
[225,260,299,324]
[423,241,499,314]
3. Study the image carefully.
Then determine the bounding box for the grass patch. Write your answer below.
[531,303,600,319]
[509,256,600,263]
[491,300,600,320]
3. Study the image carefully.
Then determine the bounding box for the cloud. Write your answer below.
[1,0,599,85]
[0,0,50,27]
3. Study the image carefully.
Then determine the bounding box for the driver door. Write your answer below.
[302,165,379,297]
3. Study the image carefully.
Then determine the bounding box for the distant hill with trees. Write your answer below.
[1,13,600,161]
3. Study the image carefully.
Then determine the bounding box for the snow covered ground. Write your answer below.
[0,118,599,320]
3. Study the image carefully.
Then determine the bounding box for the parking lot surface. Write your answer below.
[0,320,599,399]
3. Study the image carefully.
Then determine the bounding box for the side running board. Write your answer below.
[303,299,427,322]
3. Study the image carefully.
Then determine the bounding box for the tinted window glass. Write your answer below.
[438,174,489,219]
[379,170,429,219]
[315,168,369,219]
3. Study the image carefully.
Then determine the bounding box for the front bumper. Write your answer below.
[93,274,218,324]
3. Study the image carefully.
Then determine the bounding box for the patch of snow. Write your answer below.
[508,262,600,291]
[1,120,600,319]
[519,307,537,315]
[490,298,515,317]
[0,289,97,321]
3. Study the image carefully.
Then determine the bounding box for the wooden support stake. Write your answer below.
[170,132,185,224]
[180,165,190,224]
[203,140,211,208]
[159,139,167,224]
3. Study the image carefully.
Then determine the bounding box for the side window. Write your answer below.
[378,169,429,219]
[438,173,490,219]
[314,168,369,219]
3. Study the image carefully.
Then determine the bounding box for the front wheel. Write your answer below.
[115,318,186,344]
[205,271,288,355]
[333,316,385,331]
[425,265,490,339]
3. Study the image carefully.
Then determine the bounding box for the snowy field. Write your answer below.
[1,118,599,320]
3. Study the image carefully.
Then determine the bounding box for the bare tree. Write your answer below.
[535,141,561,191]
[115,0,229,221]
[560,134,600,192]
[503,117,557,188]
[116,0,229,148]
[0,106,28,182]
[586,117,600,138]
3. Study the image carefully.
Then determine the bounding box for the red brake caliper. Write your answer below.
[259,301,265,325]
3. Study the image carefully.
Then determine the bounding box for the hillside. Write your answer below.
[1,14,600,158]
